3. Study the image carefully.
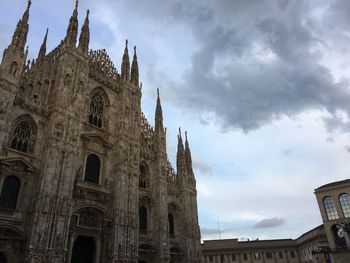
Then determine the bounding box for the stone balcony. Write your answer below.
[0,208,24,222]
[73,179,111,203]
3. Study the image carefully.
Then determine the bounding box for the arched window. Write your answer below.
[84,154,101,184]
[332,225,347,249]
[168,213,174,235]
[139,206,147,232]
[139,164,149,189]
[10,120,31,153]
[339,193,350,218]
[88,93,104,128]
[323,197,339,220]
[0,176,20,209]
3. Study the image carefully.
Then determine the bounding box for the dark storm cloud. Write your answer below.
[254,217,286,228]
[111,0,350,132]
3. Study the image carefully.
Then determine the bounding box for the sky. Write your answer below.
[2,0,350,241]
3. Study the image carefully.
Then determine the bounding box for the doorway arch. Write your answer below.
[71,236,95,263]
[0,252,6,263]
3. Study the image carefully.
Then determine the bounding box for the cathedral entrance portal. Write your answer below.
[0,252,6,263]
[71,236,95,263]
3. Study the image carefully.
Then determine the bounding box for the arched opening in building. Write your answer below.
[0,176,20,209]
[139,206,148,233]
[71,236,95,263]
[0,252,6,263]
[84,154,101,184]
[331,225,347,249]
[168,213,175,235]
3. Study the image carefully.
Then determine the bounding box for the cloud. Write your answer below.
[254,217,287,228]
[99,0,350,133]
[192,155,213,175]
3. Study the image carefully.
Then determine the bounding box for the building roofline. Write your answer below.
[315,179,350,192]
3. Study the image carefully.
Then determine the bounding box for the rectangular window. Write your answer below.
[243,253,248,261]
[266,252,273,259]
[254,253,260,260]
[278,252,283,259]
[220,255,225,263]
[209,255,213,262]
[232,254,236,261]
[290,251,295,258]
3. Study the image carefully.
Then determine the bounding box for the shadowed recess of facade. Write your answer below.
[0,1,202,262]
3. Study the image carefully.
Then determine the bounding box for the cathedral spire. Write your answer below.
[131,46,139,85]
[38,28,48,60]
[121,40,130,81]
[10,0,31,52]
[185,131,194,176]
[155,88,164,132]
[78,10,90,54]
[177,128,186,176]
[65,0,79,48]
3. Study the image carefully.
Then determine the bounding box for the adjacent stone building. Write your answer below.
[201,225,328,263]
[0,1,202,262]
[315,179,350,263]
[202,179,350,263]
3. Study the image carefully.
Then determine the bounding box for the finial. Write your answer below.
[28,0,32,8]
[134,45,137,54]
[75,0,79,9]
[179,127,182,136]
[87,9,90,17]
[185,131,188,140]
[157,88,160,98]
[125,39,128,48]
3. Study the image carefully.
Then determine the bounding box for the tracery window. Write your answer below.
[84,154,101,184]
[139,164,149,189]
[0,176,20,209]
[88,93,104,128]
[139,206,147,232]
[168,213,174,235]
[323,196,339,220]
[10,120,31,153]
[339,193,350,218]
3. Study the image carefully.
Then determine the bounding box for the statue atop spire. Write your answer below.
[65,0,79,48]
[121,39,130,81]
[38,28,48,60]
[78,10,90,54]
[131,46,139,85]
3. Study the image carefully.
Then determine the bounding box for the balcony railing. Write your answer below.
[0,208,23,221]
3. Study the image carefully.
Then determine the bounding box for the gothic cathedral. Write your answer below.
[0,1,202,262]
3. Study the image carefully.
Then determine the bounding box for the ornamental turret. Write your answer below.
[121,40,130,81]
[78,10,90,55]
